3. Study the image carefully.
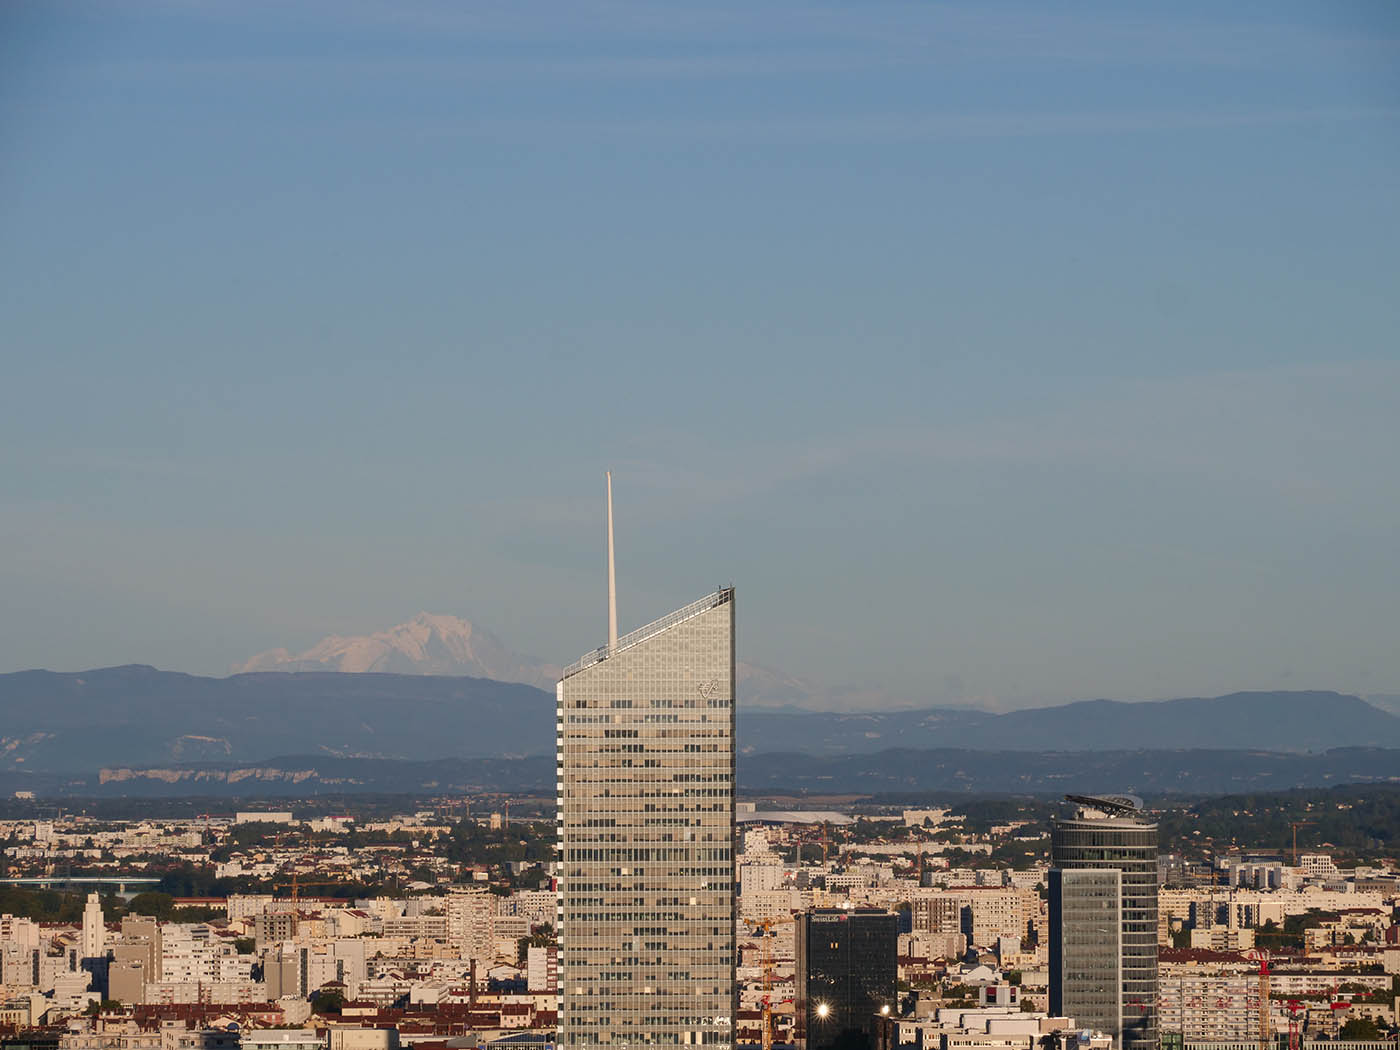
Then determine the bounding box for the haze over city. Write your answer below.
[3,1,1398,710]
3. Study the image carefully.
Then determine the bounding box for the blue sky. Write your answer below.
[2,1,1398,708]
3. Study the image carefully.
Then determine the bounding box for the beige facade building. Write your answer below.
[557,587,737,1047]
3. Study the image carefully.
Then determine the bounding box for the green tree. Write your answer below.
[1339,1015,1381,1041]
[310,988,345,1015]
[127,891,177,921]
[0,886,83,921]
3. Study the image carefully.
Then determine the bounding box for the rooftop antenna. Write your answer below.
[607,471,618,650]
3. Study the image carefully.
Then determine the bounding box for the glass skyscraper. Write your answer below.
[1049,795,1158,1050]
[794,907,898,1050]
[556,587,737,1048]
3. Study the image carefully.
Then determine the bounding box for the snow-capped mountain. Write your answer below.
[235,613,560,689]
[234,615,893,709]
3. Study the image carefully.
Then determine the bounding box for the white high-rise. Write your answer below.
[556,476,736,1047]
[81,892,105,961]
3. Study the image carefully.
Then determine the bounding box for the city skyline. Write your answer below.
[5,790,1395,1048]
[4,2,1400,1045]
[4,1,1400,709]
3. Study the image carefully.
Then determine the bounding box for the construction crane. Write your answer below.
[1327,982,1352,1030]
[272,874,347,933]
[1285,999,1304,1050]
[1245,949,1271,1050]
[757,915,796,1050]
[1289,822,1316,867]
[273,871,348,905]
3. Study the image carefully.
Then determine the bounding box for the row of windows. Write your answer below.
[565,912,722,923]
[560,1034,731,1046]
[563,704,729,719]
[566,788,731,799]
[566,847,731,861]
[564,868,733,887]
[565,776,731,786]
[564,1008,728,1020]
[586,726,728,738]
[565,898,723,909]
[570,698,731,709]
[562,959,730,972]
[563,796,729,807]
[561,826,727,837]
[564,886,728,900]
[564,766,730,778]
[567,834,723,846]
[564,949,732,963]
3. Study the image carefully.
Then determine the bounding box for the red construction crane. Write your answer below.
[1328,981,1351,1023]
[1286,999,1304,1050]
[1245,950,1272,1050]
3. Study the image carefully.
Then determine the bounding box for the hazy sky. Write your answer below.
[3,1,1398,709]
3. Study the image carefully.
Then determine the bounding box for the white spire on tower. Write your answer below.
[607,471,618,650]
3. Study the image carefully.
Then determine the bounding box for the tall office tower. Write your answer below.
[81,892,104,961]
[556,474,736,1048]
[794,908,898,1050]
[1049,795,1159,1050]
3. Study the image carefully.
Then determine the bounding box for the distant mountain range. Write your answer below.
[739,746,1400,796]
[2,747,1396,799]
[241,616,1400,718]
[3,663,1400,788]
[738,691,1400,756]
[0,666,553,773]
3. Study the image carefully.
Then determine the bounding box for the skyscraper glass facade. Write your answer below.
[1050,801,1158,1050]
[557,588,736,1048]
[1048,868,1122,1040]
[795,908,898,1050]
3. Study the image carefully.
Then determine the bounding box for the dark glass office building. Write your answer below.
[795,907,898,1050]
[1050,795,1158,1050]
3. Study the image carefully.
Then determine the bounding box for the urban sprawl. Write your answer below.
[3,791,1398,1050]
